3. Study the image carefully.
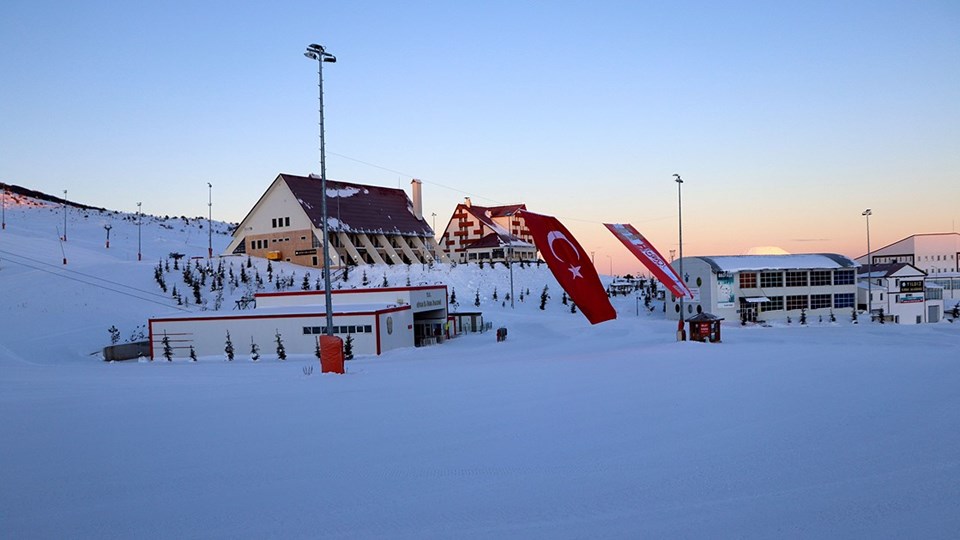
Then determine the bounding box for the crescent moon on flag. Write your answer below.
[547,231,580,263]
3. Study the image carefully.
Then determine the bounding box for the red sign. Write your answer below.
[604,223,692,300]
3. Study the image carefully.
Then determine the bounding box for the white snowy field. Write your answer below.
[1,195,959,538]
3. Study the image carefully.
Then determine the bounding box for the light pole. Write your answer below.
[674,173,685,341]
[508,246,515,308]
[606,254,613,276]
[62,190,68,241]
[207,182,213,258]
[863,209,872,317]
[104,224,112,248]
[431,212,436,232]
[2,185,6,230]
[669,249,676,263]
[305,42,337,336]
[137,202,142,261]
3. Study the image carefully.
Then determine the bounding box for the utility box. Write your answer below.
[319,335,345,374]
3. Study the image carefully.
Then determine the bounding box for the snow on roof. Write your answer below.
[152,303,403,321]
[696,253,858,272]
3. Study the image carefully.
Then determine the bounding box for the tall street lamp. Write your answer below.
[304,42,337,336]
[137,202,142,261]
[2,185,7,230]
[863,208,872,317]
[207,182,213,258]
[674,173,686,341]
[104,224,112,248]
[606,254,613,276]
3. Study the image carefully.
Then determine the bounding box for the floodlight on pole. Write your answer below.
[137,202,142,261]
[674,173,686,341]
[304,42,336,336]
[62,190,68,241]
[207,182,213,258]
[863,208,872,317]
[104,224,112,249]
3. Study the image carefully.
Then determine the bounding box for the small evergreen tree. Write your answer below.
[800,308,807,325]
[492,287,498,301]
[108,325,121,345]
[562,291,568,305]
[362,270,369,286]
[342,264,350,282]
[162,332,173,361]
[193,281,202,305]
[240,265,248,284]
[246,256,252,268]
[878,308,885,324]
[539,285,549,310]
[382,273,389,287]
[189,345,198,362]
[267,260,273,281]
[526,287,531,296]
[519,290,525,302]
[225,331,235,361]
[570,302,577,314]
[315,338,322,361]
[344,334,354,360]
[852,308,858,323]
[478,259,484,269]
[250,337,260,361]
[474,290,481,307]
[787,315,792,324]
[450,288,457,305]
[275,330,286,360]
[830,309,836,323]
[302,272,311,290]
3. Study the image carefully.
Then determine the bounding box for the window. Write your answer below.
[834,293,855,309]
[834,270,855,285]
[760,272,783,288]
[349,325,357,333]
[271,218,277,228]
[786,295,808,310]
[760,296,784,312]
[739,273,757,288]
[785,271,808,287]
[364,325,372,333]
[810,294,831,309]
[285,217,290,227]
[810,270,831,286]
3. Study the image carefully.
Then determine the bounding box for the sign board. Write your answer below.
[899,280,923,293]
[899,293,924,303]
[295,249,318,256]
[717,275,735,308]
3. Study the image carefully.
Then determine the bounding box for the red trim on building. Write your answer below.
[150,305,411,325]
[375,316,381,355]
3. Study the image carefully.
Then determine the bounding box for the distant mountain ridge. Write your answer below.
[0,182,105,211]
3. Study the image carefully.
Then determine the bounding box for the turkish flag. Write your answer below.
[519,210,616,325]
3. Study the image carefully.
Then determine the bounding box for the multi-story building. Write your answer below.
[224,175,448,268]
[438,198,537,264]
[856,232,960,276]
[858,263,944,323]
[666,254,859,323]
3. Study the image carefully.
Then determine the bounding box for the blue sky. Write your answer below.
[2,1,958,273]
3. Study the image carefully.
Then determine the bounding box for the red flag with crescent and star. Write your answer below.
[519,210,617,325]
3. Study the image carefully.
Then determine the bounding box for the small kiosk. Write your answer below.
[688,312,723,343]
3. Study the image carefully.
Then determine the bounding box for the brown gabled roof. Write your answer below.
[281,174,433,237]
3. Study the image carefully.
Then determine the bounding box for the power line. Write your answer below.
[0,250,193,312]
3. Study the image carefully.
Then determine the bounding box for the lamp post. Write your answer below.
[304,42,337,336]
[508,246,515,309]
[137,202,142,261]
[863,208,872,317]
[2,185,6,230]
[674,173,685,341]
[431,212,436,232]
[62,190,68,241]
[606,254,613,276]
[104,224,112,248]
[207,182,213,258]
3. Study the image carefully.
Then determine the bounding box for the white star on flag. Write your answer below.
[568,265,583,279]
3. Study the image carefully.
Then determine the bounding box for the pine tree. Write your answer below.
[830,309,836,323]
[362,270,369,286]
[250,337,260,361]
[492,287,498,301]
[519,290,524,302]
[108,325,121,345]
[275,330,286,360]
[315,338,322,361]
[344,334,354,360]
[240,266,248,283]
[851,308,858,323]
[878,308,885,324]
[189,345,198,362]
[800,308,807,325]
[479,259,484,269]
[246,256,252,268]
[562,291,568,305]
[342,264,350,282]
[450,288,457,305]
[162,332,173,361]
[474,290,481,307]
[302,272,311,290]
[382,273,389,287]
[570,302,577,314]
[193,281,202,305]
[267,260,273,281]
[539,285,549,310]
[225,331,235,361]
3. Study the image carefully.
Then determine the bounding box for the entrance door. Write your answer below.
[927,305,940,323]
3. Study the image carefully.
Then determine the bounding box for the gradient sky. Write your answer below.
[2,0,958,275]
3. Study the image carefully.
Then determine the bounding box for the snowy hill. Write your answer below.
[1,190,959,538]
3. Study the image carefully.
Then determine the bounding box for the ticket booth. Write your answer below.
[688,312,723,343]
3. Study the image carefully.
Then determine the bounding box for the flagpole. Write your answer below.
[674,174,686,341]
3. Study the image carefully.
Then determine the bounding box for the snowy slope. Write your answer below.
[1,194,959,538]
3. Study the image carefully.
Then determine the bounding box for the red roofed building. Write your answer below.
[224,174,449,268]
[439,198,537,264]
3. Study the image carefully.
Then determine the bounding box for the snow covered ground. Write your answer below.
[1,195,959,538]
